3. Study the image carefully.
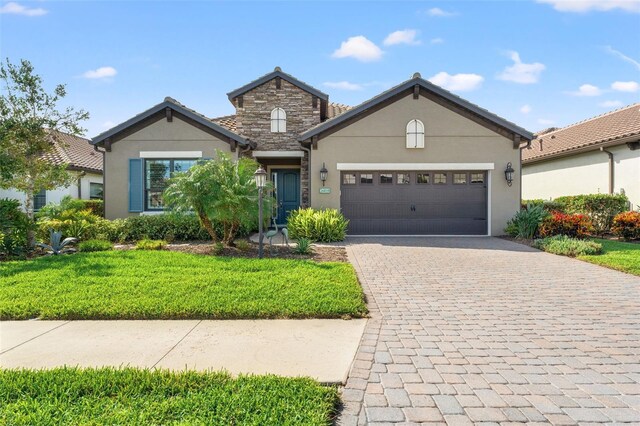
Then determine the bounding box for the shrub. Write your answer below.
[294,238,312,255]
[287,208,349,242]
[505,204,548,239]
[521,199,565,212]
[554,194,629,234]
[213,242,224,255]
[539,211,593,238]
[611,211,640,241]
[36,230,77,255]
[0,198,30,257]
[78,239,113,252]
[533,235,602,257]
[234,239,251,252]
[135,239,167,250]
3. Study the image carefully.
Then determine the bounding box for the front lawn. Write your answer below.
[0,251,367,320]
[0,368,338,426]
[579,238,640,276]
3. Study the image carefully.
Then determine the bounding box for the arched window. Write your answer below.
[271,108,287,133]
[406,119,425,148]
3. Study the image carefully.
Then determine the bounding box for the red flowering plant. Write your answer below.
[539,211,594,238]
[611,211,640,241]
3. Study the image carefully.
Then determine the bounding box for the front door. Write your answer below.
[271,169,300,225]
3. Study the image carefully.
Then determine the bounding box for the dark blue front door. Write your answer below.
[272,169,300,225]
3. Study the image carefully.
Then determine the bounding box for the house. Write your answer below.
[0,130,103,210]
[522,104,640,210]
[91,68,533,236]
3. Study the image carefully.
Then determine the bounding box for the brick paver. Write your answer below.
[339,237,640,425]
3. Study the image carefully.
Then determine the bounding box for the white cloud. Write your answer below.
[323,81,363,91]
[537,0,640,13]
[427,7,456,16]
[430,38,444,45]
[428,72,484,92]
[0,1,47,16]
[568,83,602,96]
[497,51,546,84]
[520,104,532,114]
[383,29,421,46]
[599,100,623,108]
[611,80,639,92]
[604,46,640,70]
[81,66,118,79]
[538,118,556,125]
[332,36,383,62]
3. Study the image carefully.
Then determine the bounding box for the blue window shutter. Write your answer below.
[128,159,144,212]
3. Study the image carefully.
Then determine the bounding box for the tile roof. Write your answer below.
[523,103,640,163]
[42,130,102,173]
[210,102,353,133]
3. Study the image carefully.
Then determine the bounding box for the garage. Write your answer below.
[341,170,488,235]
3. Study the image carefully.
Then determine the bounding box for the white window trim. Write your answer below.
[336,163,495,171]
[270,108,286,133]
[139,151,203,158]
[406,119,425,149]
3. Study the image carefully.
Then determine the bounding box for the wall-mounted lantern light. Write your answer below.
[320,163,328,186]
[504,162,515,187]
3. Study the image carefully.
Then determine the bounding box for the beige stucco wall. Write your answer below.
[522,144,639,209]
[104,116,237,219]
[310,94,522,236]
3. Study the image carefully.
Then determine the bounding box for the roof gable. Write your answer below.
[91,97,249,147]
[227,67,328,101]
[523,103,640,163]
[299,73,533,142]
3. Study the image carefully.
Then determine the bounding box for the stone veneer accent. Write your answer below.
[234,78,320,206]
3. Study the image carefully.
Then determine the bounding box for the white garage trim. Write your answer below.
[139,151,203,158]
[487,170,492,237]
[336,163,495,171]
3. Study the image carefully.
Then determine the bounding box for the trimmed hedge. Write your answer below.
[78,239,113,252]
[554,194,629,234]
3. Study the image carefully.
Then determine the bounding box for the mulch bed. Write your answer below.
[115,241,348,262]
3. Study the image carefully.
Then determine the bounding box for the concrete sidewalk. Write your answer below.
[0,319,366,384]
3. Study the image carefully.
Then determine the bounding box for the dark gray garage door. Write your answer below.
[341,171,487,235]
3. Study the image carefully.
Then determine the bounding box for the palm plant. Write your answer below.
[37,230,77,255]
[163,151,272,246]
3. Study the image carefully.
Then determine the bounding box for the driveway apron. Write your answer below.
[339,237,640,425]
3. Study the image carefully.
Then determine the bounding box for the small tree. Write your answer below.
[0,58,89,246]
[163,151,271,246]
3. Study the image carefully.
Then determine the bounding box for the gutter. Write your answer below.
[600,147,614,194]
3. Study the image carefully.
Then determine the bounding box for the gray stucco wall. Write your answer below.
[104,116,237,219]
[309,94,521,236]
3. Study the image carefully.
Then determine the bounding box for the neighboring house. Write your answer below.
[91,68,533,236]
[0,130,104,210]
[522,104,640,210]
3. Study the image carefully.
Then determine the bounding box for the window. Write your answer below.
[380,173,393,184]
[453,173,467,184]
[270,108,286,133]
[406,119,425,149]
[433,173,447,184]
[417,173,430,184]
[397,173,410,184]
[89,183,103,199]
[470,173,485,184]
[34,189,46,211]
[342,173,356,185]
[360,173,373,184]
[145,159,197,210]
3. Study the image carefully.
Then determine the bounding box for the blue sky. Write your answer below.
[1,0,639,138]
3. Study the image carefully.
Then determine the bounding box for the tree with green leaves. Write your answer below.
[164,152,271,246]
[0,58,89,246]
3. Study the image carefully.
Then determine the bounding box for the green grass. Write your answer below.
[0,251,367,320]
[578,238,640,276]
[0,368,339,426]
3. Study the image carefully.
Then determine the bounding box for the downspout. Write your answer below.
[600,147,614,194]
[518,138,532,210]
[93,144,106,214]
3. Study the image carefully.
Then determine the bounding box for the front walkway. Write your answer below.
[0,319,365,383]
[340,237,640,425]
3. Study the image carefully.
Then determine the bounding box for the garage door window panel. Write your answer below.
[342,173,356,185]
[397,173,410,184]
[453,173,467,185]
[360,173,373,184]
[470,173,485,184]
[433,173,447,184]
[380,173,393,184]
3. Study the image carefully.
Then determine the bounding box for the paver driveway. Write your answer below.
[340,237,640,425]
